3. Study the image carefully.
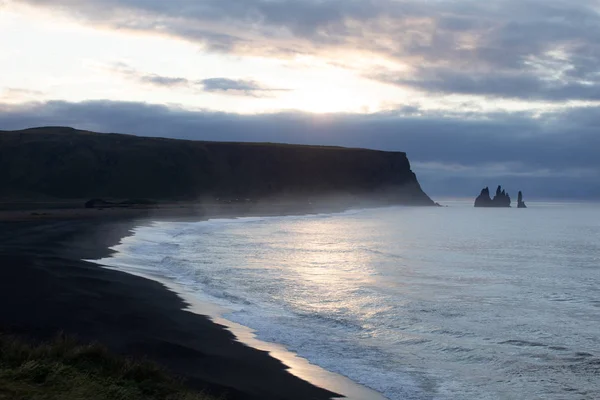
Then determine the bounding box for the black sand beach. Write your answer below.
[0,207,341,400]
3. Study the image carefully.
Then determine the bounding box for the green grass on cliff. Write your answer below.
[0,333,218,400]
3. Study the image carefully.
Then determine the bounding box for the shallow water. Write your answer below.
[96,202,600,399]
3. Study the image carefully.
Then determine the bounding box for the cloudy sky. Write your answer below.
[1,0,599,199]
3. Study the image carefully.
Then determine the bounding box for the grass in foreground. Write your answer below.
[0,333,218,400]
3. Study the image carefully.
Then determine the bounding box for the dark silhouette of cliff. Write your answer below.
[0,127,435,205]
[517,191,527,208]
[474,185,512,207]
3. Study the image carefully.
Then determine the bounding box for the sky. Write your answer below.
[1,0,599,199]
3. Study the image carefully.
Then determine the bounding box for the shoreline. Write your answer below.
[92,224,387,400]
[0,203,392,400]
[0,209,336,399]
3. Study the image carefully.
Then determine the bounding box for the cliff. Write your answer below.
[0,127,435,205]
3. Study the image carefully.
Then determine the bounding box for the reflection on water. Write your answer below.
[97,203,600,400]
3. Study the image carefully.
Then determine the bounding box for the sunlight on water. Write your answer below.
[96,203,600,400]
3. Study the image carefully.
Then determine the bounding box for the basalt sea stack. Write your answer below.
[517,191,527,208]
[474,185,512,207]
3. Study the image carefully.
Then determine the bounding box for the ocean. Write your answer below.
[94,202,600,399]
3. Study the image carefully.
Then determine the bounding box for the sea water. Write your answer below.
[95,202,600,399]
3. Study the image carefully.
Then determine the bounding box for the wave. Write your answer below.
[92,205,600,400]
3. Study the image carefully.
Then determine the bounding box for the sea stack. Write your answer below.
[517,191,527,208]
[474,185,511,207]
[474,187,493,207]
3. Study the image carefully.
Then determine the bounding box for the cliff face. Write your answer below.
[0,127,435,205]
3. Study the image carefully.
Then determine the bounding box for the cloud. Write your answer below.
[1,99,598,198]
[0,88,45,102]
[18,0,600,103]
[107,63,194,88]
[372,66,600,101]
[108,63,287,96]
[199,78,280,94]
[139,75,190,87]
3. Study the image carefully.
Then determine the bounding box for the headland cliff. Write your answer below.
[0,126,435,206]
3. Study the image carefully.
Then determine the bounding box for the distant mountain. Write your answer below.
[0,126,435,205]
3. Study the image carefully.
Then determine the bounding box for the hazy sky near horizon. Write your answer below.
[1,0,599,198]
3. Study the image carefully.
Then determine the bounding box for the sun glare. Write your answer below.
[283,88,378,114]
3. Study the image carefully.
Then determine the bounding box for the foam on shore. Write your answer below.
[89,215,388,400]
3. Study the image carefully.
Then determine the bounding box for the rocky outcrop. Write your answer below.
[517,191,527,208]
[0,126,436,206]
[474,185,512,207]
[474,187,493,207]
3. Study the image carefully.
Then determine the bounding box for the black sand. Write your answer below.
[0,210,340,400]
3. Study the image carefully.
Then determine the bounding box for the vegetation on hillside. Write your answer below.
[0,333,218,400]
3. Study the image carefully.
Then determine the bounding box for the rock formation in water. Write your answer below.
[517,191,527,208]
[0,126,436,206]
[474,187,493,207]
[474,185,512,207]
